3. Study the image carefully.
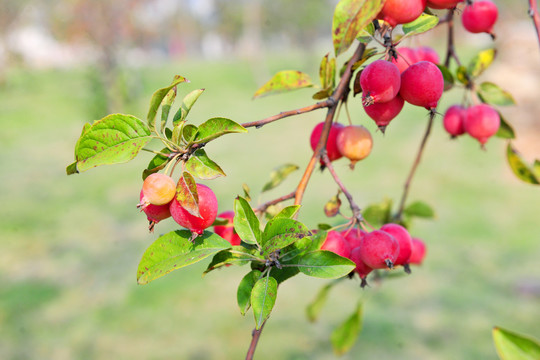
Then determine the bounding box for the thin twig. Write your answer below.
[529,0,540,49]
[255,191,296,214]
[242,101,331,129]
[444,9,462,68]
[245,320,266,360]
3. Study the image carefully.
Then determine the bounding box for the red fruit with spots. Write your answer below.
[139,173,176,207]
[427,0,463,9]
[378,0,427,27]
[342,228,367,249]
[335,125,373,168]
[139,190,171,231]
[400,61,444,109]
[310,122,344,162]
[380,223,413,270]
[321,230,351,259]
[464,104,500,145]
[443,105,466,137]
[170,183,218,235]
[415,46,440,64]
[462,1,498,35]
[360,60,401,105]
[359,230,400,269]
[213,210,241,246]
[349,246,373,288]
[409,237,427,265]
[363,94,405,132]
[391,47,418,73]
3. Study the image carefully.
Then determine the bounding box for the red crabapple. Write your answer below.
[409,237,427,265]
[139,190,171,231]
[380,223,413,271]
[335,125,373,168]
[400,61,444,109]
[310,122,344,162]
[213,211,241,246]
[464,104,500,145]
[139,173,176,207]
[415,46,440,64]
[378,0,427,27]
[462,1,498,35]
[443,105,466,137]
[342,228,367,249]
[391,47,418,73]
[170,183,218,235]
[321,230,352,259]
[349,246,373,288]
[360,60,401,105]
[427,0,463,9]
[359,230,400,269]
[363,95,405,132]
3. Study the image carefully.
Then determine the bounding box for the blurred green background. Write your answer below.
[1,1,539,359]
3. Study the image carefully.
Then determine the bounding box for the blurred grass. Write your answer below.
[0,54,539,360]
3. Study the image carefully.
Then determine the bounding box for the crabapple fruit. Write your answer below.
[310,122,344,162]
[349,246,373,288]
[321,230,351,259]
[400,61,444,109]
[363,95,405,132]
[140,173,176,207]
[213,210,241,246]
[359,230,400,269]
[462,1,498,35]
[391,47,418,73]
[342,228,367,249]
[415,46,440,64]
[360,60,401,105]
[170,183,218,235]
[139,190,171,231]
[378,0,427,27]
[335,125,373,168]
[427,0,463,9]
[464,104,500,145]
[409,237,427,265]
[443,105,466,137]
[380,223,413,270]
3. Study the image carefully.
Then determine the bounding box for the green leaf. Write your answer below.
[171,121,184,145]
[261,219,311,257]
[402,13,439,36]
[136,230,231,285]
[477,82,516,106]
[173,88,205,126]
[306,281,336,322]
[262,163,299,192]
[71,114,151,173]
[506,144,540,185]
[147,75,189,129]
[495,113,516,139]
[456,66,470,86]
[251,274,278,330]
[270,266,300,284]
[493,326,540,360]
[534,160,540,180]
[253,71,314,98]
[160,87,177,133]
[234,196,262,245]
[437,64,455,91]
[332,0,384,56]
[312,88,334,100]
[293,250,355,279]
[274,205,301,220]
[142,148,171,180]
[237,270,262,316]
[193,117,247,144]
[403,201,435,218]
[185,149,225,180]
[331,302,363,355]
[176,172,200,217]
[182,124,198,144]
[319,53,336,90]
[468,48,496,78]
[203,246,258,276]
[242,183,252,202]
[362,198,393,227]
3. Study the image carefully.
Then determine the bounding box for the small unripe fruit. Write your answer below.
[464,104,500,145]
[400,61,444,109]
[359,230,400,269]
[462,1,498,35]
[363,95,405,132]
[409,237,427,265]
[310,122,344,162]
[342,228,367,249]
[378,0,427,27]
[380,223,413,269]
[336,125,373,168]
[427,0,463,9]
[443,105,466,137]
[360,60,401,105]
[170,183,218,235]
[415,46,440,64]
[321,230,352,259]
[349,246,373,288]
[391,47,418,73]
[213,210,241,246]
[139,190,171,231]
[140,173,176,207]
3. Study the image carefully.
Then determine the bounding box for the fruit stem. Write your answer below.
[529,0,540,49]
[443,9,463,69]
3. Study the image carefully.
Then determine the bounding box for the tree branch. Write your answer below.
[245,320,266,360]
[444,9,462,68]
[529,0,540,49]
[242,100,332,129]
[255,191,296,214]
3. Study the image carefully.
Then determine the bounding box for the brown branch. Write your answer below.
[394,110,436,221]
[255,191,296,214]
[245,320,266,360]
[444,9,463,68]
[529,0,540,49]
[242,100,332,129]
[294,43,366,207]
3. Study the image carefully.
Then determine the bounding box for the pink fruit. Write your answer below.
[213,210,241,246]
[170,183,218,235]
[359,230,400,269]
[392,47,418,73]
[310,122,344,162]
[462,1,498,35]
[378,0,427,27]
[349,246,373,288]
[443,105,466,137]
[409,237,427,265]
[415,46,440,64]
[400,61,444,109]
[342,228,367,249]
[140,173,176,207]
[427,0,463,9]
[380,223,413,269]
[321,230,352,259]
[335,125,373,167]
[464,104,500,145]
[139,190,171,231]
[360,60,401,105]
[363,95,405,131]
